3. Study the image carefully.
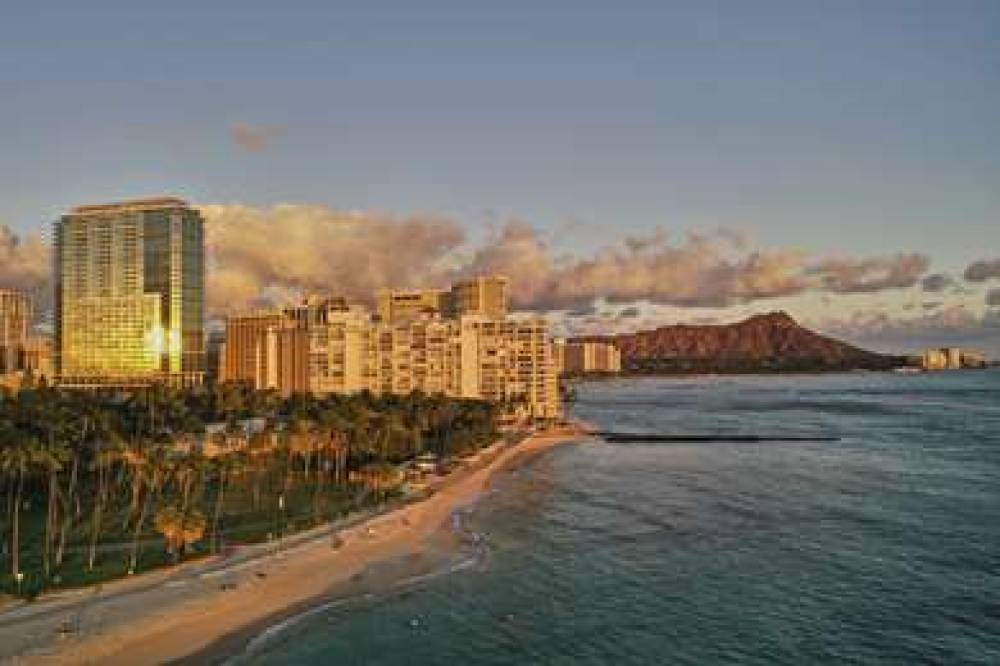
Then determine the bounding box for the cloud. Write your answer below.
[462,225,810,310]
[964,258,1000,283]
[0,203,953,328]
[0,224,51,316]
[987,289,1000,307]
[921,273,954,293]
[816,305,1000,356]
[810,253,929,294]
[230,122,285,153]
[201,204,465,315]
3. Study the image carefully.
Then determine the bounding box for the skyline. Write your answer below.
[2,1,998,354]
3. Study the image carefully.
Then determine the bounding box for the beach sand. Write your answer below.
[2,425,585,665]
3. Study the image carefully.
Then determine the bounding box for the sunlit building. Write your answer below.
[224,277,561,421]
[446,276,509,319]
[921,346,989,370]
[255,320,309,396]
[561,341,622,374]
[0,289,30,374]
[459,316,561,420]
[55,198,205,387]
[221,312,287,384]
[377,288,446,323]
[22,336,54,381]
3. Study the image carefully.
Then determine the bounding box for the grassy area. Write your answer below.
[0,475,388,599]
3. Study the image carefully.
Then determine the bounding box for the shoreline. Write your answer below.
[182,429,574,665]
[5,424,587,665]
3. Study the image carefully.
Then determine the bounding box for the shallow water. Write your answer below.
[237,371,1000,664]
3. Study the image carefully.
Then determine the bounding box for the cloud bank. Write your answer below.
[964,258,1000,283]
[202,204,464,314]
[0,205,956,338]
[920,273,954,293]
[810,253,930,294]
[816,305,1000,355]
[200,205,939,316]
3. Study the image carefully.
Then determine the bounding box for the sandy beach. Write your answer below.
[0,424,586,665]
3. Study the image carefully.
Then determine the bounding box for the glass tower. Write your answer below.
[55,198,205,387]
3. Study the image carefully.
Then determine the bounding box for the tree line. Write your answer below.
[0,382,499,598]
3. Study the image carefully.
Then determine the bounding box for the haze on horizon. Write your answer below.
[1,1,998,355]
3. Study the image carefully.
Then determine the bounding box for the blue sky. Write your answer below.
[2,1,999,352]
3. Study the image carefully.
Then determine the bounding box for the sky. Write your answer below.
[2,1,999,354]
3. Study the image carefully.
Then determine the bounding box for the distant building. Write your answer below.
[223,277,561,421]
[308,306,378,395]
[459,316,561,420]
[561,341,622,374]
[55,198,205,387]
[22,336,54,381]
[0,289,30,374]
[255,321,309,396]
[377,276,509,324]
[446,276,509,319]
[221,312,287,384]
[377,289,446,323]
[921,347,988,370]
[0,291,53,390]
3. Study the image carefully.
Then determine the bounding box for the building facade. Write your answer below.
[55,198,205,387]
[458,316,560,420]
[221,312,287,384]
[561,341,622,374]
[224,278,560,421]
[921,347,989,370]
[377,289,446,323]
[446,276,508,319]
[0,289,30,374]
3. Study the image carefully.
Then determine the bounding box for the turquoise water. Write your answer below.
[236,372,1000,664]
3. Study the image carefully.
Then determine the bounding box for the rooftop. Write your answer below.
[69,197,191,215]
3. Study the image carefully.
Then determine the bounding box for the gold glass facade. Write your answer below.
[55,198,205,387]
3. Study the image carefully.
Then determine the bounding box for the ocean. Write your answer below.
[231,371,1000,665]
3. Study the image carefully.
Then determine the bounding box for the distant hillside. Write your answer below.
[573,311,905,373]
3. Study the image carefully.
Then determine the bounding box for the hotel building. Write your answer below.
[54,198,205,387]
[446,276,509,319]
[0,289,30,374]
[559,340,622,374]
[377,289,446,324]
[222,277,561,420]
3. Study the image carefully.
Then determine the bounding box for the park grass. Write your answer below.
[0,475,381,599]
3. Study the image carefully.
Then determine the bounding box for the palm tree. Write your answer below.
[154,506,207,562]
[127,444,167,573]
[0,435,38,581]
[87,442,121,571]
[209,452,238,553]
[38,437,69,579]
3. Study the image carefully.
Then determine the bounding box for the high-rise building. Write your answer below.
[308,306,376,395]
[221,312,287,385]
[0,289,31,374]
[446,276,508,319]
[255,321,309,397]
[459,316,561,420]
[369,317,463,396]
[561,341,622,374]
[55,198,205,387]
[222,277,561,421]
[377,289,446,323]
